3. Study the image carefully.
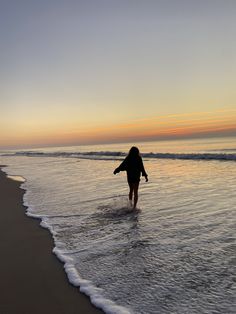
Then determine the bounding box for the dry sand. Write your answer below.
[0,167,104,314]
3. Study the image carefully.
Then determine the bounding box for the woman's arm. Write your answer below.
[140,158,148,182]
[113,158,127,174]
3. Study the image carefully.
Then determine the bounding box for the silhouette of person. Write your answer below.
[113,146,148,209]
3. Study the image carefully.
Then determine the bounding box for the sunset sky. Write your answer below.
[1,0,236,149]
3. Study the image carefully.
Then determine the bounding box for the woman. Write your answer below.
[113,146,148,209]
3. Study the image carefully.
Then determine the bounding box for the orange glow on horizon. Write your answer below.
[1,109,236,149]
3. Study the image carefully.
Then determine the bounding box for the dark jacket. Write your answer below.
[114,155,148,183]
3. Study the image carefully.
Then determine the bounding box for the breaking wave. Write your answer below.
[2,150,236,161]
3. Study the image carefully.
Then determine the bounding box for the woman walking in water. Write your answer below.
[113,146,148,209]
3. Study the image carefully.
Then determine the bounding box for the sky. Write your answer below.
[1,0,236,149]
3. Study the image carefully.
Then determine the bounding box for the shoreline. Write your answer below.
[0,166,104,314]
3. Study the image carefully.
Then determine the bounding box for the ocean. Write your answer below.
[1,137,236,314]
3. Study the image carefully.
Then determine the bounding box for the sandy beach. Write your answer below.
[0,167,104,314]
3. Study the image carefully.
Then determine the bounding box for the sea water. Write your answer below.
[1,137,236,314]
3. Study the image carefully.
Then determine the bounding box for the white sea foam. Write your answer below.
[7,175,26,182]
[54,247,133,314]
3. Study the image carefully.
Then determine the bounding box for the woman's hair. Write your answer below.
[127,146,140,159]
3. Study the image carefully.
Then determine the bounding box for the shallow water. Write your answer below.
[1,138,236,314]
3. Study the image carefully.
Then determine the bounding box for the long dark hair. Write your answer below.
[127,146,140,160]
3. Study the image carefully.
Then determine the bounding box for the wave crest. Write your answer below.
[2,150,236,161]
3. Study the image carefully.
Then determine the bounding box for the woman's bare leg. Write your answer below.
[133,182,139,209]
[128,182,134,203]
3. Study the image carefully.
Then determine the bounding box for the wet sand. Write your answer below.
[0,167,104,314]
